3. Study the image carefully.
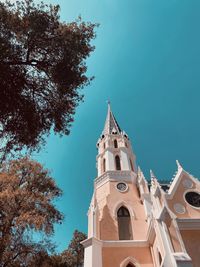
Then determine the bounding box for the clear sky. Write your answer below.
[29,0,200,252]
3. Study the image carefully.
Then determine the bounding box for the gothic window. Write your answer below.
[103,158,106,173]
[157,249,162,266]
[127,264,135,267]
[114,139,118,148]
[115,155,121,170]
[103,142,106,149]
[117,206,132,240]
[158,252,162,266]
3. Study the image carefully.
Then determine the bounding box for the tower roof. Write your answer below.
[102,102,122,135]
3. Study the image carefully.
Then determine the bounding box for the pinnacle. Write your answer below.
[176,160,182,170]
[150,169,156,180]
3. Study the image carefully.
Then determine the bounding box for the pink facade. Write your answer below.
[82,104,200,267]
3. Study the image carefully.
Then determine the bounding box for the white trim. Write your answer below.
[102,239,148,247]
[167,168,183,197]
[95,170,134,187]
[81,237,149,248]
[172,219,187,253]
[167,168,199,199]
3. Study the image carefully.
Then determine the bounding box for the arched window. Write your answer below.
[103,158,106,173]
[117,206,132,240]
[114,139,118,148]
[157,250,162,266]
[115,155,121,170]
[127,264,135,267]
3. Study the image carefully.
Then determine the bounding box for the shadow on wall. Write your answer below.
[100,205,118,240]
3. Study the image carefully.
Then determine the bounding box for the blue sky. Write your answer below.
[30,0,200,251]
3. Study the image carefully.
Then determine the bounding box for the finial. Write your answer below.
[138,166,141,173]
[176,160,182,170]
[150,169,156,180]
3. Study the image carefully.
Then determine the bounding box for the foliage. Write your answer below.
[0,157,63,266]
[60,230,87,267]
[0,0,97,160]
[20,230,87,267]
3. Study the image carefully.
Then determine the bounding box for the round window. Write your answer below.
[116,182,128,192]
[185,191,200,208]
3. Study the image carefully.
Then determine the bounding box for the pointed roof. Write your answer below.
[102,102,122,135]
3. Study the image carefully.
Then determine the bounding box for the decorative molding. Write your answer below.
[115,182,129,193]
[182,179,193,189]
[113,200,136,219]
[102,239,148,248]
[81,237,149,249]
[95,170,135,186]
[173,203,186,214]
[120,256,141,267]
[177,218,200,230]
[81,237,102,248]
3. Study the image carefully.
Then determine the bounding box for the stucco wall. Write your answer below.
[180,230,200,267]
[97,180,148,240]
[102,247,153,267]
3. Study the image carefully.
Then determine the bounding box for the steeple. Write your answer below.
[96,102,136,177]
[102,102,122,135]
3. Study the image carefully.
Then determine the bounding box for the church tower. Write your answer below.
[82,103,152,267]
[82,104,200,267]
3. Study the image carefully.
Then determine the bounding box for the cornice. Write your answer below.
[177,218,200,230]
[95,170,136,187]
[101,240,148,247]
[81,237,149,248]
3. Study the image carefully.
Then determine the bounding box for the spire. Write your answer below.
[176,160,182,170]
[102,102,122,135]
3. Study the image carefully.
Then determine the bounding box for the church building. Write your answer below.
[82,104,200,267]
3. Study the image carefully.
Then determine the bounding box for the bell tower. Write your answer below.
[82,103,152,267]
[96,102,136,177]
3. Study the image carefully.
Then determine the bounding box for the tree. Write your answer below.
[60,230,87,267]
[0,0,97,160]
[0,157,63,266]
